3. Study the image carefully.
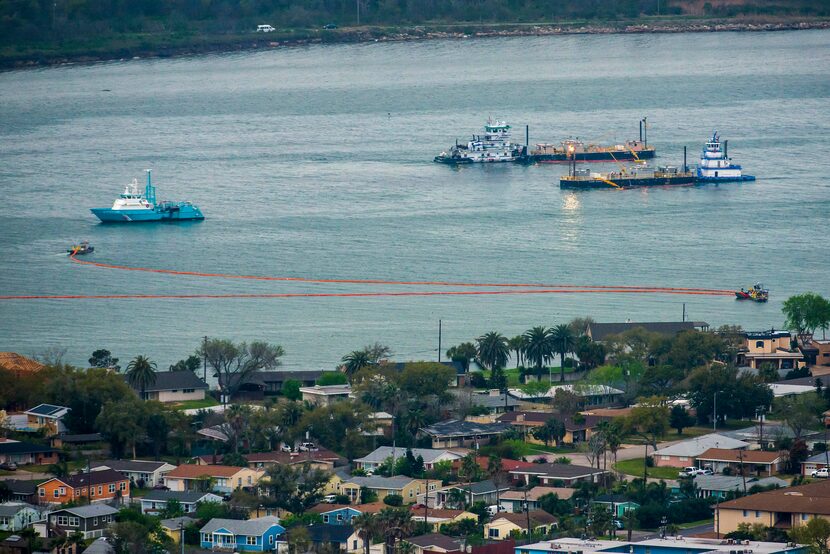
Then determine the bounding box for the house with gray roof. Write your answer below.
[692,474,788,499]
[458,389,520,414]
[652,433,749,468]
[22,404,70,434]
[0,502,43,532]
[353,446,464,472]
[139,490,223,514]
[508,463,608,487]
[44,504,118,539]
[200,516,285,552]
[801,452,830,476]
[2,480,37,504]
[435,479,511,508]
[420,419,512,449]
[306,524,363,552]
[91,459,176,487]
[124,370,209,402]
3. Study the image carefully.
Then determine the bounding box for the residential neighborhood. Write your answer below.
[0,294,829,554]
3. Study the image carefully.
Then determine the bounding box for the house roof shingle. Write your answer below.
[54,505,119,518]
[493,510,558,528]
[420,419,512,438]
[200,516,283,536]
[0,442,56,455]
[405,533,462,550]
[718,480,830,515]
[53,469,127,489]
[509,463,607,479]
[306,523,355,543]
[141,490,222,504]
[0,503,37,517]
[0,353,44,373]
[696,448,784,464]
[354,447,462,465]
[91,459,173,473]
[652,433,749,458]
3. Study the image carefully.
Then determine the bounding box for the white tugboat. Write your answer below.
[435,119,526,164]
[695,131,755,183]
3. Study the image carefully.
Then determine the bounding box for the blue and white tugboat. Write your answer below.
[695,131,755,183]
[434,119,526,164]
[91,170,205,223]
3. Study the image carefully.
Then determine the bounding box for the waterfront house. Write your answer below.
[695,448,785,476]
[507,385,624,408]
[139,490,223,514]
[306,523,363,553]
[591,494,640,518]
[90,459,176,488]
[419,419,512,449]
[716,479,830,533]
[651,433,748,468]
[738,330,805,370]
[45,505,118,539]
[801,452,830,476]
[160,516,196,544]
[200,516,284,552]
[499,486,574,513]
[0,441,59,466]
[353,446,464,472]
[484,510,557,540]
[299,384,352,407]
[508,463,607,487]
[219,370,325,401]
[164,464,263,494]
[0,353,44,377]
[461,389,520,414]
[692,475,787,499]
[38,469,129,505]
[23,404,69,434]
[326,472,435,504]
[0,502,43,531]
[124,370,209,402]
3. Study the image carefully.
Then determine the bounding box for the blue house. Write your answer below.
[200,516,284,552]
[309,505,363,525]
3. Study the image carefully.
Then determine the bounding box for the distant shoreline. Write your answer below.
[3,16,829,71]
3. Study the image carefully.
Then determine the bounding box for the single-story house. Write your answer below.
[326,472,434,504]
[450,456,534,475]
[22,404,69,434]
[125,370,209,402]
[692,475,788,499]
[306,524,363,553]
[38,469,129,505]
[497,412,606,445]
[0,441,59,466]
[0,502,43,531]
[300,384,352,407]
[507,385,624,408]
[196,448,342,471]
[90,459,176,488]
[591,494,640,518]
[164,464,264,494]
[403,533,462,554]
[433,479,511,508]
[499,486,574,513]
[353,446,464,472]
[586,321,705,342]
[50,433,106,450]
[802,452,830,476]
[419,419,512,449]
[200,516,285,552]
[508,463,608,487]
[484,510,558,540]
[219,370,325,401]
[160,516,196,544]
[459,389,520,414]
[410,507,478,531]
[651,433,749,468]
[139,490,223,514]
[696,448,786,476]
[3,480,37,504]
[716,479,830,533]
[44,505,118,539]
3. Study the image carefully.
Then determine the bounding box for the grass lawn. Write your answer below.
[529,444,582,455]
[172,397,220,410]
[677,518,714,529]
[614,459,679,480]
[25,459,88,474]
[486,366,577,387]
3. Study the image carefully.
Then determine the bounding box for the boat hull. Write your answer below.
[91,206,205,223]
[560,175,696,190]
[532,149,656,163]
[696,175,756,183]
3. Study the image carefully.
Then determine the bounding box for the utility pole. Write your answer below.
[202,335,208,383]
[524,486,531,538]
[713,391,718,431]
[738,450,747,494]
[438,320,442,363]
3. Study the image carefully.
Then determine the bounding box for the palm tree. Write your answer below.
[446,342,477,373]
[352,512,376,554]
[523,326,554,380]
[507,335,525,368]
[551,324,576,383]
[126,355,157,399]
[376,507,413,554]
[476,332,509,372]
[341,350,371,380]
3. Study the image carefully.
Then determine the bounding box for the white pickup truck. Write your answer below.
[678,466,713,477]
[811,468,829,478]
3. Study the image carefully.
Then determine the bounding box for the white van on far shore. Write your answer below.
[256,24,276,32]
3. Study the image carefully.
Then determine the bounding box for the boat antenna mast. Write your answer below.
[145,169,156,206]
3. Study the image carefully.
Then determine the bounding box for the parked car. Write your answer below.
[279,443,293,452]
[256,24,276,32]
[299,442,318,452]
[678,466,705,477]
[485,505,506,516]
[0,462,17,471]
[322,494,337,503]
[323,23,338,29]
[811,468,829,478]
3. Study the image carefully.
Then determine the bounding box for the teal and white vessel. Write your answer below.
[695,131,755,183]
[91,170,204,223]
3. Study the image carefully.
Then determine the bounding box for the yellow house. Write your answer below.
[160,516,197,544]
[497,412,602,445]
[164,464,264,493]
[410,507,478,531]
[326,473,435,504]
[740,330,805,370]
[483,511,558,540]
[716,480,830,534]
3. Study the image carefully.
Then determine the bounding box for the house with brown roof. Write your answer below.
[716,479,830,533]
[696,448,786,477]
[0,353,44,376]
[403,533,462,554]
[164,464,264,495]
[195,449,341,471]
[38,469,129,505]
[498,486,574,513]
[409,506,478,531]
[508,463,608,487]
[497,412,606,445]
[484,510,558,540]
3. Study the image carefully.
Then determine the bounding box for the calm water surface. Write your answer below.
[1,30,829,369]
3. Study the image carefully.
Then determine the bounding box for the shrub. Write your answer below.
[383,494,403,506]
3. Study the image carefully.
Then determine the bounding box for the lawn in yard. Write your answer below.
[172,397,220,410]
[614,458,679,480]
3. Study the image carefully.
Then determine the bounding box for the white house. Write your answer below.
[353,447,464,472]
[0,502,43,531]
[91,459,176,488]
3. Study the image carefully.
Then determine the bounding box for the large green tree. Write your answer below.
[523,326,555,378]
[551,324,576,382]
[783,292,830,340]
[201,339,284,402]
[446,342,477,372]
[262,463,330,514]
[125,355,157,400]
[476,331,509,372]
